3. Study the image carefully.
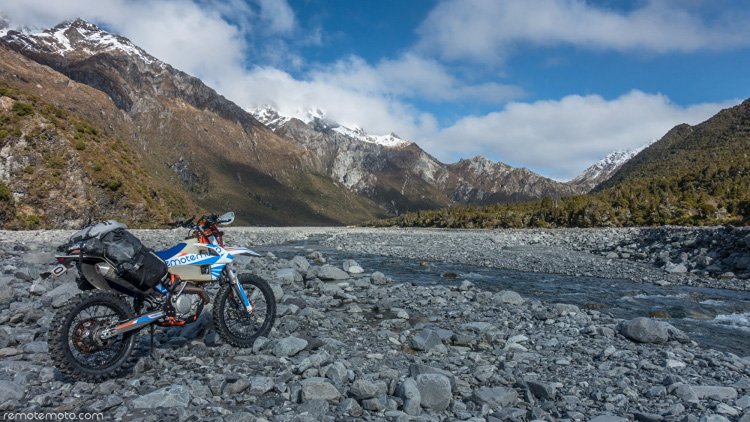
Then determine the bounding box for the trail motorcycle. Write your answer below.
[46,212,276,381]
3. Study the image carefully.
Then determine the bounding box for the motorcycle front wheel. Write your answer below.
[48,291,138,381]
[213,274,276,347]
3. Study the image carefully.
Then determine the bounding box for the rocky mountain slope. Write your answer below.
[569,146,647,191]
[0,19,384,227]
[253,106,583,214]
[384,99,750,228]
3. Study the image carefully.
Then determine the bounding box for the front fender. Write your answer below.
[225,247,262,257]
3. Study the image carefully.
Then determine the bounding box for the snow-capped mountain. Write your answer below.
[1,18,161,65]
[252,105,582,213]
[251,106,411,148]
[570,144,649,191]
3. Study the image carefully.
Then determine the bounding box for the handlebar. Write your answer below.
[170,214,223,230]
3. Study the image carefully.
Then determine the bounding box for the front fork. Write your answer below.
[227,268,254,313]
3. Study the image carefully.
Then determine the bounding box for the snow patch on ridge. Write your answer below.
[570,142,652,188]
[2,19,160,65]
[251,105,412,148]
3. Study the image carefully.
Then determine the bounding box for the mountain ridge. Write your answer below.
[250,105,584,214]
[0,18,638,227]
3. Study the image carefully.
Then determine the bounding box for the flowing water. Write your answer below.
[263,238,750,356]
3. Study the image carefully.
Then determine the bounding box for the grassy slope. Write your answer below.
[0,82,203,228]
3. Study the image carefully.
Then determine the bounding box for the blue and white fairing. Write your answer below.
[156,241,261,282]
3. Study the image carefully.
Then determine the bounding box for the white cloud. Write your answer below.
[256,0,296,35]
[427,91,738,180]
[417,0,750,64]
[222,66,438,140]
[308,53,523,103]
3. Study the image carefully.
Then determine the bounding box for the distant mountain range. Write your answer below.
[384,99,750,228]
[0,19,641,228]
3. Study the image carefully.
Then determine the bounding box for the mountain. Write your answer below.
[0,18,582,227]
[569,146,647,191]
[383,100,750,228]
[0,19,384,226]
[252,106,582,214]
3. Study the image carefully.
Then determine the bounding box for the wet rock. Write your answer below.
[342,259,364,274]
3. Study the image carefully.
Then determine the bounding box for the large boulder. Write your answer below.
[410,329,443,351]
[300,378,341,401]
[397,378,421,416]
[496,290,525,305]
[415,374,452,411]
[618,318,668,343]
[317,265,349,281]
[349,379,383,400]
[342,259,364,274]
[272,336,308,357]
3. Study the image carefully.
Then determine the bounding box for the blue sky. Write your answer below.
[3,0,750,179]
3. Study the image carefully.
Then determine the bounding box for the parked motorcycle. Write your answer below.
[46,212,276,381]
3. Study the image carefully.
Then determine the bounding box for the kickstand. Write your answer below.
[149,324,155,360]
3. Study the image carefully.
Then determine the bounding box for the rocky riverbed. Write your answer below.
[0,227,749,421]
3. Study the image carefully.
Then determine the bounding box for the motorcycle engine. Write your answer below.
[170,293,202,319]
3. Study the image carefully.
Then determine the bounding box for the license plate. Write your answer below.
[50,264,68,277]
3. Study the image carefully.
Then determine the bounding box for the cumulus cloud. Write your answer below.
[417,0,750,64]
[222,66,439,140]
[427,91,739,180]
[308,53,524,103]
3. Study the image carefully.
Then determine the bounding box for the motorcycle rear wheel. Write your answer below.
[48,291,138,382]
